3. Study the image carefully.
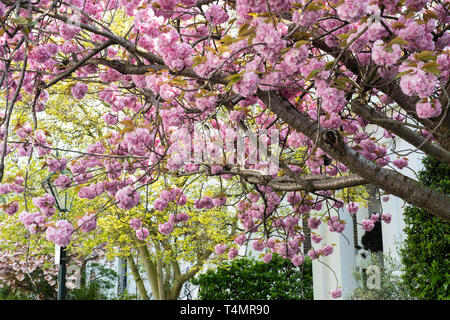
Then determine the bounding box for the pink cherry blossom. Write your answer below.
[53,175,71,189]
[0,183,11,195]
[330,288,342,299]
[361,219,375,231]
[393,158,408,170]
[158,221,174,235]
[115,186,140,210]
[136,227,149,240]
[399,59,437,98]
[308,217,322,230]
[262,252,273,263]
[234,233,246,246]
[346,202,359,215]
[3,201,19,216]
[45,220,74,247]
[336,0,369,22]
[129,218,142,230]
[214,243,227,255]
[416,101,442,119]
[381,212,392,224]
[205,5,229,25]
[175,212,189,223]
[78,213,97,233]
[33,194,56,217]
[291,254,304,267]
[46,158,68,172]
[320,244,334,256]
[372,40,402,67]
[227,247,239,259]
[71,82,88,100]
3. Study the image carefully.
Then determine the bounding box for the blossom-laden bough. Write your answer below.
[0,0,449,299]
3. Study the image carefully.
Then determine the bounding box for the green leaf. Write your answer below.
[387,37,409,47]
[11,17,32,26]
[324,60,336,71]
[306,68,321,80]
[247,32,256,45]
[306,2,325,11]
[238,23,250,36]
[422,62,441,76]
[415,51,435,62]
[423,9,439,21]
[395,69,415,79]
[191,55,207,68]
[294,40,310,48]
[220,35,235,45]
[224,73,244,90]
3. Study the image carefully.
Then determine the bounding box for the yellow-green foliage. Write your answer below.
[80,176,236,268]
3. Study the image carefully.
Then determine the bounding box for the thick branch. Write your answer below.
[126,254,150,300]
[311,38,450,151]
[218,166,367,191]
[258,90,450,222]
[135,243,160,300]
[168,249,212,300]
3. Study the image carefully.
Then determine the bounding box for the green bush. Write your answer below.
[0,286,34,300]
[400,157,450,300]
[191,254,313,300]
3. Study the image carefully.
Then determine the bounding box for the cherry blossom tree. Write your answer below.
[0,0,449,299]
[0,239,58,299]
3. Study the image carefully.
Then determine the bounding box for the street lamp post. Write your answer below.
[41,173,72,301]
[55,245,67,300]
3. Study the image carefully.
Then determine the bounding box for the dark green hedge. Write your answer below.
[400,157,450,300]
[191,254,313,300]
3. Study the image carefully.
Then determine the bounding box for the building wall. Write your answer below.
[311,130,424,299]
[311,208,357,300]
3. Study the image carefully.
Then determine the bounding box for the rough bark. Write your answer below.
[135,244,160,300]
[257,90,450,222]
[311,38,450,152]
[350,101,450,166]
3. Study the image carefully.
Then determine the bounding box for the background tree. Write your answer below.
[400,156,450,300]
[0,240,58,299]
[76,176,237,300]
[191,254,313,300]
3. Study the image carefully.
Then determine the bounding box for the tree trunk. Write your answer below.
[126,255,149,300]
[135,243,160,300]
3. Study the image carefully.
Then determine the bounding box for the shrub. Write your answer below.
[191,254,313,300]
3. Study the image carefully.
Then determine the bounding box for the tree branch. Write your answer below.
[350,100,450,166]
[258,90,450,222]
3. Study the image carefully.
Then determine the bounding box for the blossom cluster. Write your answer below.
[115,186,140,211]
[32,194,56,217]
[154,188,187,212]
[45,220,74,247]
[78,213,97,233]
[158,213,190,236]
